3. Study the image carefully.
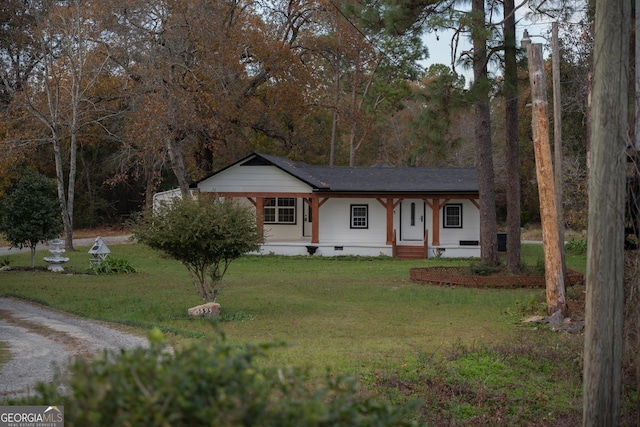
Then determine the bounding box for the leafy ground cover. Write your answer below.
[0,242,590,424]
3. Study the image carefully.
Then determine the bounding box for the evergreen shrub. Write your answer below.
[32,331,416,426]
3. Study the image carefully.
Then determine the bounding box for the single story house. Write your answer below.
[154,152,482,259]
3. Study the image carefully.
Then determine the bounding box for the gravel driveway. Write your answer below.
[0,297,149,400]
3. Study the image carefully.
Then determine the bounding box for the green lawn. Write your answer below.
[0,243,587,424]
[0,244,551,370]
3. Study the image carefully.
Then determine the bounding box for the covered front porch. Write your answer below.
[216,192,481,259]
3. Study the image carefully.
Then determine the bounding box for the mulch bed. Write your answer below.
[410,266,584,288]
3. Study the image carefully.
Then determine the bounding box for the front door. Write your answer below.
[303,199,312,237]
[401,200,425,241]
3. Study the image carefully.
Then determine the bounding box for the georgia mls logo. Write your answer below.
[0,405,64,427]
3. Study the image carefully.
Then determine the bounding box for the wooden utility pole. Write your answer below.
[583,0,629,423]
[526,42,566,317]
[552,22,566,279]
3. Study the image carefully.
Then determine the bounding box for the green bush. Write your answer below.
[565,239,588,255]
[88,255,136,274]
[32,330,416,426]
[134,195,262,303]
[0,171,62,268]
[469,262,500,276]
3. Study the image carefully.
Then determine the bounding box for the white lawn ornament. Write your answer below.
[43,238,69,272]
[88,236,111,265]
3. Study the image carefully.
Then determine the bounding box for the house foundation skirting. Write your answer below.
[427,245,481,259]
[255,242,393,257]
[251,242,480,258]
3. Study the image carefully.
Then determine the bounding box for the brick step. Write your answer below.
[395,245,426,260]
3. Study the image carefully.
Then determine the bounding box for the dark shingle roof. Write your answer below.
[309,166,477,193]
[253,153,478,194]
[199,153,478,194]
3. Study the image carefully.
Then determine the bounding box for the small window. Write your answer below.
[443,204,463,228]
[410,202,416,226]
[264,198,297,224]
[351,205,368,229]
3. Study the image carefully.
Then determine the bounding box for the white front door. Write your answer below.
[401,200,425,241]
[303,200,312,237]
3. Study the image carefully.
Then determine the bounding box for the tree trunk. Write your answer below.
[582,0,629,423]
[503,0,521,272]
[166,136,191,196]
[471,0,498,265]
[65,126,78,251]
[330,68,339,167]
[52,132,73,250]
[527,43,566,317]
[349,54,359,167]
[30,246,36,269]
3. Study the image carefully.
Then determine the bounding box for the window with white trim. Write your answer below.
[351,205,368,229]
[264,198,297,224]
[443,204,463,228]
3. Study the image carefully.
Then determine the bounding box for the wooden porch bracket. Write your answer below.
[377,197,400,245]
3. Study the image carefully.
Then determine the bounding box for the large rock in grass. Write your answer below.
[187,302,221,318]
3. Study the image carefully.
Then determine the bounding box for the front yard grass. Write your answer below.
[0,243,586,424]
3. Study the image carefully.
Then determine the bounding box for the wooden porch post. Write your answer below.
[377,197,398,245]
[386,198,394,244]
[255,197,264,240]
[311,196,319,244]
[431,198,441,246]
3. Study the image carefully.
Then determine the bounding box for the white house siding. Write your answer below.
[437,199,480,246]
[318,198,387,244]
[197,165,312,194]
[196,164,312,243]
[204,190,307,242]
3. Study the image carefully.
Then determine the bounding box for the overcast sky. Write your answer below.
[418,8,556,84]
